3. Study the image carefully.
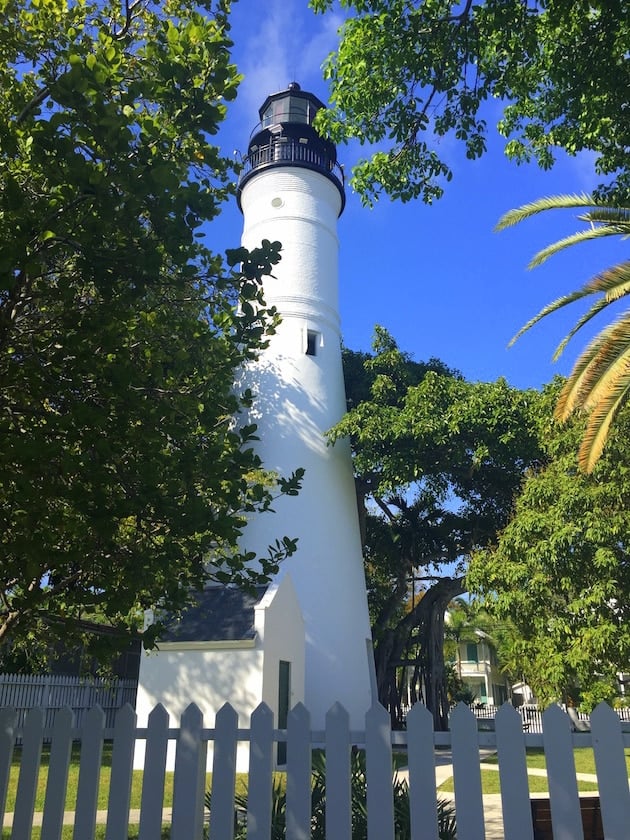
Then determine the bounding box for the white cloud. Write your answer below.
[297,12,344,82]
[235,1,342,119]
[564,149,601,192]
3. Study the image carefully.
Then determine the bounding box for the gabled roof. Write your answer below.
[161,585,268,643]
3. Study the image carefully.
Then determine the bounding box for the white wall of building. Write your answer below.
[458,637,509,706]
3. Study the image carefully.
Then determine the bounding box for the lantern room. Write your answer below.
[237,82,345,213]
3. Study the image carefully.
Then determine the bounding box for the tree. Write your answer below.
[468,382,630,710]
[311,0,630,205]
[497,194,630,472]
[334,328,543,727]
[0,0,301,669]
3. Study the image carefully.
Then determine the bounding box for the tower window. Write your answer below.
[306,330,319,356]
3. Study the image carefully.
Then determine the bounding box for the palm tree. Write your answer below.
[497,194,630,472]
[444,598,479,681]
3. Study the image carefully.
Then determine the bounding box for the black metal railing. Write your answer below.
[239,138,344,191]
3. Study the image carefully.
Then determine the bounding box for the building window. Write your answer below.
[466,642,479,663]
[278,660,291,764]
[306,330,319,356]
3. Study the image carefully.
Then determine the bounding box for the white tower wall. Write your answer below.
[239,165,373,728]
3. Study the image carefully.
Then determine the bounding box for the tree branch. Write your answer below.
[17,87,50,125]
[373,494,397,522]
[111,0,145,40]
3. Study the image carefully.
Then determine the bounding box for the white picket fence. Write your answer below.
[0,673,137,730]
[1,699,629,839]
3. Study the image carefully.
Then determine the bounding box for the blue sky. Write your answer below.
[208,0,627,391]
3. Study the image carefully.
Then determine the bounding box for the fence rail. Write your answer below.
[2,699,630,839]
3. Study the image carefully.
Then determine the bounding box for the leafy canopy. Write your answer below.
[311,0,630,205]
[468,383,630,709]
[0,0,301,668]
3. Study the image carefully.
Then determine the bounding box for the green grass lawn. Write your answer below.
[2,743,249,814]
[3,826,173,839]
[437,747,630,795]
[1,742,256,839]
[3,744,174,813]
[438,769,600,795]
[482,746,630,775]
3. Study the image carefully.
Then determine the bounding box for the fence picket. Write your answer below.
[41,706,74,840]
[591,702,630,837]
[495,702,533,840]
[325,703,351,840]
[0,708,16,826]
[209,703,238,840]
[450,702,485,840]
[171,703,206,840]
[247,703,274,840]
[542,704,582,839]
[105,704,136,840]
[73,705,105,840]
[366,703,394,840]
[12,706,44,840]
[286,703,311,840]
[406,703,440,840]
[138,703,169,840]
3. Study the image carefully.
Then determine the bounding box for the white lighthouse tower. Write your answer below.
[237,83,374,728]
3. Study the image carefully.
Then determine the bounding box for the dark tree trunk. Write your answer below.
[357,486,467,729]
[415,576,465,730]
[372,575,465,730]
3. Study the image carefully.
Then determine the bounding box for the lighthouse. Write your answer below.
[134,85,374,767]
[236,83,374,729]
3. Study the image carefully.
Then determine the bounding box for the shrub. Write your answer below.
[206,747,457,839]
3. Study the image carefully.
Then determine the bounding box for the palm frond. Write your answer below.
[529,225,629,268]
[582,348,630,416]
[578,207,630,226]
[555,315,630,419]
[503,192,630,471]
[495,193,594,231]
[551,264,630,359]
[555,341,603,418]
[509,287,599,348]
[579,389,627,473]
[552,296,615,361]
[556,315,630,444]
[592,262,630,302]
